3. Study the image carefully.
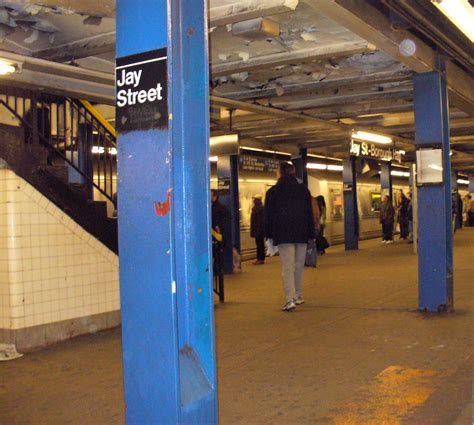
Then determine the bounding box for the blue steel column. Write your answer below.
[380,162,392,200]
[292,147,308,186]
[116,1,217,423]
[343,157,359,250]
[414,70,453,312]
[217,154,240,273]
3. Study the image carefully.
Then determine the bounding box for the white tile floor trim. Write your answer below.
[0,168,119,330]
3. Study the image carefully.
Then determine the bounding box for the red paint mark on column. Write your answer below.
[154,188,172,216]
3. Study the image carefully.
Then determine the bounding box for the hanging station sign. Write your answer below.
[116,48,168,133]
[240,155,280,173]
[349,139,404,163]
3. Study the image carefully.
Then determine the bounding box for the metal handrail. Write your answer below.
[0,97,117,207]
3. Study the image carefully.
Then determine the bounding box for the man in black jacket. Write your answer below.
[265,162,315,311]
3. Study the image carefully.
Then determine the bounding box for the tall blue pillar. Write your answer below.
[217,154,240,273]
[116,1,217,423]
[414,70,453,312]
[292,147,308,186]
[380,162,392,200]
[343,157,359,250]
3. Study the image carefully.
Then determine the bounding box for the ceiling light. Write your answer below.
[352,131,393,145]
[244,179,277,184]
[327,164,343,171]
[0,60,17,75]
[209,156,218,162]
[391,170,410,177]
[307,163,327,170]
[210,134,238,145]
[457,178,469,185]
[432,0,474,42]
[91,146,105,154]
[241,146,291,156]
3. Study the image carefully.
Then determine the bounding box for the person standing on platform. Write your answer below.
[397,191,410,240]
[264,162,315,312]
[211,189,231,288]
[380,195,395,244]
[316,195,327,254]
[250,194,265,265]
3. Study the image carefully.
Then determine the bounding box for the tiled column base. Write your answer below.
[0,310,121,353]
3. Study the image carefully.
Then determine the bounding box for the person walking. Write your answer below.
[380,195,395,244]
[250,194,265,265]
[264,162,315,311]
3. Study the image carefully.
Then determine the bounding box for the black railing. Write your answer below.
[0,90,117,209]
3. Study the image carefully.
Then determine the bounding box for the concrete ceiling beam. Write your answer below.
[211,41,372,77]
[0,50,114,104]
[210,95,351,133]
[219,70,413,100]
[210,0,299,27]
[307,0,474,116]
[270,88,413,110]
[33,32,116,62]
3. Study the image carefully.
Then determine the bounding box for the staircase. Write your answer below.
[0,89,118,253]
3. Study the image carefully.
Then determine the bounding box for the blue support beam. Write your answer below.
[343,157,359,250]
[217,154,240,273]
[380,162,392,200]
[414,70,453,312]
[116,0,217,423]
[292,147,308,186]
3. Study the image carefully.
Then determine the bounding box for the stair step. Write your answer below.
[41,164,68,183]
[87,200,108,217]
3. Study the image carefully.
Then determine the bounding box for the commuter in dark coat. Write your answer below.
[211,189,230,235]
[250,195,265,265]
[397,191,410,240]
[380,195,395,244]
[264,162,315,311]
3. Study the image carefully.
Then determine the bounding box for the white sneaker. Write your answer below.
[282,300,296,311]
[381,240,386,244]
[294,296,305,305]
[386,240,394,244]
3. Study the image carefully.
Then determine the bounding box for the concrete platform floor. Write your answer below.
[1,230,473,424]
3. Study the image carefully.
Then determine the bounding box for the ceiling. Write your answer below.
[0,0,472,173]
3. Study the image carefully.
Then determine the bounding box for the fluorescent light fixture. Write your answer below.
[209,156,218,162]
[244,179,277,184]
[241,146,291,156]
[391,170,410,177]
[210,134,238,145]
[307,163,327,170]
[327,164,344,171]
[92,146,117,155]
[307,153,343,162]
[92,146,105,154]
[0,59,17,75]
[457,178,469,184]
[352,130,393,145]
[429,164,443,171]
[432,0,474,42]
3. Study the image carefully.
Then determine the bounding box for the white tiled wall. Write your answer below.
[0,167,119,330]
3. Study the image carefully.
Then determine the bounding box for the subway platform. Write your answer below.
[1,230,473,424]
